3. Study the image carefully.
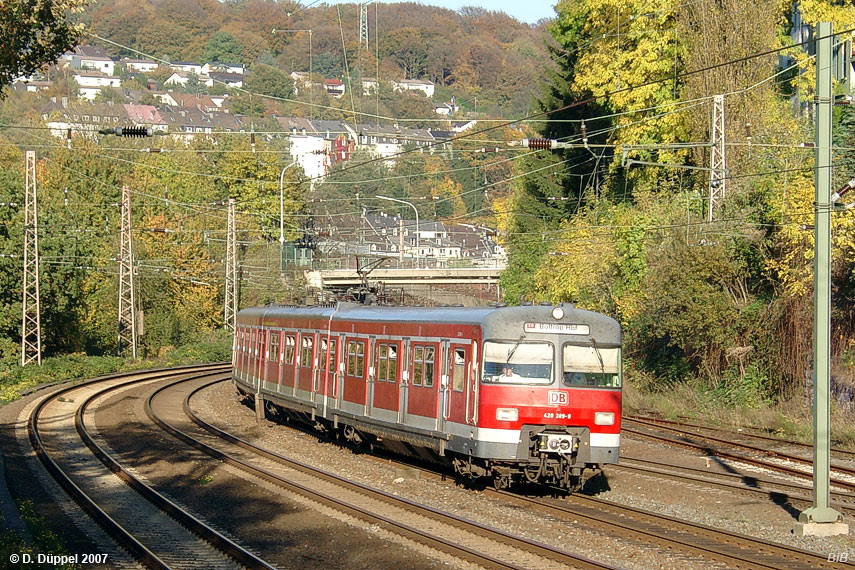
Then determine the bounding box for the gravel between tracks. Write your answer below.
[187,380,854,569]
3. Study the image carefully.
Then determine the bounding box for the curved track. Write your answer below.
[28,365,274,570]
[182,379,852,570]
[149,376,619,570]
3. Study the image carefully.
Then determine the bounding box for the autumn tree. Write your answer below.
[0,0,89,96]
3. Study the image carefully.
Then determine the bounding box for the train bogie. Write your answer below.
[232,302,621,491]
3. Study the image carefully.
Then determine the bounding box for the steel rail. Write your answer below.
[149,377,620,570]
[626,414,855,461]
[623,422,855,492]
[29,364,275,570]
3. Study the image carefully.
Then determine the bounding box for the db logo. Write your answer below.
[548,391,568,405]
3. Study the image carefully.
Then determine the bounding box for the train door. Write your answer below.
[467,341,478,425]
[407,342,438,424]
[446,342,471,426]
[365,337,376,415]
[252,328,262,390]
[297,332,315,397]
[438,340,450,431]
[398,339,410,424]
[342,337,367,407]
[335,333,346,408]
[282,332,297,395]
[314,336,335,409]
[370,340,400,421]
[266,330,281,390]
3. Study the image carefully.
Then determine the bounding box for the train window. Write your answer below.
[285,335,296,364]
[424,346,435,387]
[482,341,554,385]
[301,335,314,368]
[328,340,337,373]
[412,346,424,386]
[347,341,365,377]
[388,344,398,383]
[562,344,621,388]
[270,332,280,361]
[452,349,466,392]
[377,343,388,382]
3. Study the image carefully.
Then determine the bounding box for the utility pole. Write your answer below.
[21,151,41,366]
[708,94,726,222]
[224,198,237,332]
[359,2,370,50]
[117,185,137,359]
[796,21,848,537]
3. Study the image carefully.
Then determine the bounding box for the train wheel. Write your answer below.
[492,472,510,490]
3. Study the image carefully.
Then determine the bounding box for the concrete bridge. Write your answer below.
[306,267,504,305]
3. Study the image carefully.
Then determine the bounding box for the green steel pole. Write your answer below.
[799,21,844,526]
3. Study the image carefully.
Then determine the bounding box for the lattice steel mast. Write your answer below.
[224,198,237,331]
[708,94,726,221]
[117,185,137,358]
[21,150,41,366]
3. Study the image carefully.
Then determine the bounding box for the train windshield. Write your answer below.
[482,341,553,385]
[562,344,621,388]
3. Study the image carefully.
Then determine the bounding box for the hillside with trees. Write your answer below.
[81,0,551,118]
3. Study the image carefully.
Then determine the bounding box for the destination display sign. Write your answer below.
[524,322,589,335]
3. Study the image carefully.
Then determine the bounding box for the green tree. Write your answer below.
[0,0,89,96]
[203,31,244,64]
[245,64,294,99]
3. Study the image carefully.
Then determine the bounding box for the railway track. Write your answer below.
[28,365,275,570]
[612,455,855,517]
[181,379,853,570]
[149,376,619,570]
[627,414,855,462]
[623,417,855,492]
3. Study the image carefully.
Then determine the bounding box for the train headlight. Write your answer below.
[552,306,564,320]
[559,439,571,451]
[594,412,615,426]
[548,438,560,450]
[496,408,518,422]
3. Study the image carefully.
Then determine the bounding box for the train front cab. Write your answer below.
[465,312,622,490]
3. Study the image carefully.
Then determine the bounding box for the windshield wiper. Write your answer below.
[590,338,605,373]
[505,335,525,365]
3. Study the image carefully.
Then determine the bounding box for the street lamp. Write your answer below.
[376,195,419,268]
[280,160,299,271]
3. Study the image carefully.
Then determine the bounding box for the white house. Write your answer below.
[361,77,380,94]
[169,62,203,75]
[72,55,115,76]
[121,58,159,73]
[164,71,214,88]
[392,79,435,98]
[201,62,244,75]
[209,72,243,88]
[72,71,121,100]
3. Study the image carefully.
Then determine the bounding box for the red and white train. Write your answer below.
[232,302,621,491]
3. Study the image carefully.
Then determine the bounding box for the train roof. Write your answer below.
[237,302,620,340]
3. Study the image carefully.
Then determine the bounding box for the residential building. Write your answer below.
[164,71,214,88]
[72,71,121,100]
[209,71,244,88]
[392,79,435,98]
[71,55,116,76]
[121,58,159,73]
[42,99,128,139]
[201,62,245,75]
[154,92,222,112]
[169,62,203,75]
[159,105,247,139]
[324,78,345,97]
[123,104,168,132]
[357,124,435,161]
[277,117,356,181]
